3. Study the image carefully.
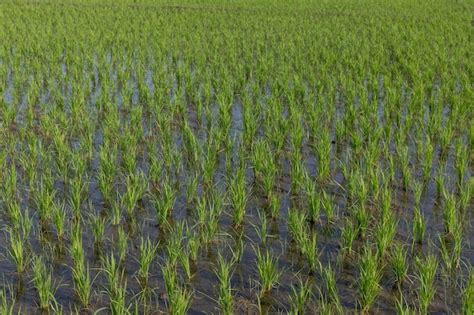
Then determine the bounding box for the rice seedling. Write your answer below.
[33,185,55,224]
[51,201,67,240]
[415,255,438,314]
[4,200,21,228]
[186,229,201,262]
[162,260,193,315]
[231,231,245,264]
[71,261,92,309]
[89,212,106,247]
[304,178,320,223]
[136,237,158,286]
[255,247,281,297]
[70,223,92,308]
[375,210,398,257]
[288,208,307,247]
[102,254,129,315]
[340,219,358,257]
[0,285,16,315]
[357,246,382,312]
[252,140,277,198]
[98,145,117,204]
[320,264,342,312]
[455,139,468,185]
[116,227,128,264]
[2,164,17,203]
[289,277,312,315]
[397,145,411,190]
[391,244,408,288]
[462,268,473,315]
[215,253,234,315]
[301,231,319,274]
[6,229,28,274]
[69,175,89,219]
[413,206,426,245]
[31,256,57,311]
[122,171,147,220]
[435,169,445,197]
[185,174,199,204]
[439,220,462,274]
[395,293,416,315]
[420,138,433,181]
[253,210,269,246]
[354,205,370,239]
[152,179,176,227]
[321,191,336,223]
[267,191,281,219]
[228,166,248,226]
[290,154,306,193]
[110,200,123,226]
[459,180,472,211]
[412,180,423,207]
[179,249,193,281]
[442,192,457,236]
[316,128,332,180]
[166,222,186,266]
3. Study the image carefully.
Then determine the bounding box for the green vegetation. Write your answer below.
[0,0,472,312]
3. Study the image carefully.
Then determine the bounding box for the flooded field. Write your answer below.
[0,0,473,314]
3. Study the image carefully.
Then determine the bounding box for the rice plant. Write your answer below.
[301,231,319,274]
[413,206,426,245]
[255,247,281,297]
[462,268,473,315]
[0,285,16,315]
[102,254,129,314]
[340,219,358,257]
[395,293,416,315]
[51,201,67,240]
[391,244,408,288]
[289,277,312,314]
[415,255,438,314]
[31,256,57,311]
[321,264,342,312]
[137,237,158,286]
[162,261,193,315]
[305,180,320,223]
[375,211,398,257]
[89,212,106,246]
[6,229,28,274]
[228,166,248,226]
[215,253,234,315]
[357,246,381,312]
[116,226,129,264]
[152,179,176,227]
[253,210,270,246]
[442,193,457,236]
